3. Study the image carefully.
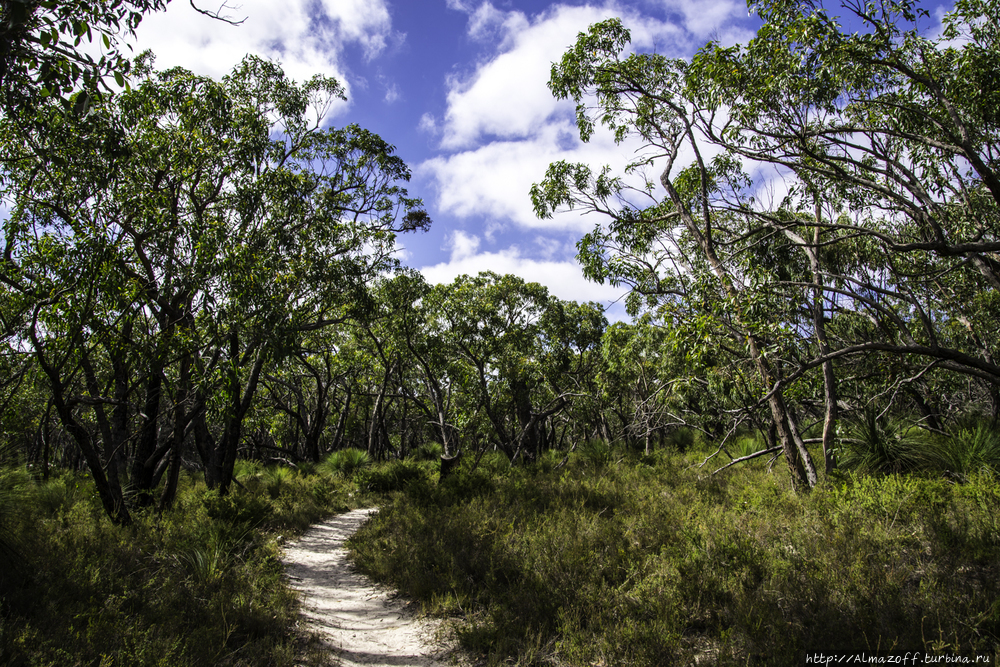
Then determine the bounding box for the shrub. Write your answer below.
[318,448,370,478]
[356,460,430,493]
[410,442,443,461]
[0,463,352,667]
[575,438,613,469]
[838,409,938,474]
[935,423,1000,478]
[350,448,1000,665]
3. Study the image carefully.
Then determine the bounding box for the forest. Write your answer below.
[1,0,999,664]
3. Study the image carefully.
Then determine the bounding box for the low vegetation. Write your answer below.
[0,464,363,667]
[349,440,1000,666]
[2,426,999,666]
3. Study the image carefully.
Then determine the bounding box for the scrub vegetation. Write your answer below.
[350,442,1000,665]
[0,464,362,667]
[2,0,1000,665]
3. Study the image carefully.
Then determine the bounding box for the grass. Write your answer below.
[5,432,1000,667]
[348,443,1000,666]
[0,464,364,667]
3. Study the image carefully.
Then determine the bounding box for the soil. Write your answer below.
[282,508,454,667]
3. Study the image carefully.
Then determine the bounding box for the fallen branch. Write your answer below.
[711,446,781,475]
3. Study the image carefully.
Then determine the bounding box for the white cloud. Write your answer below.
[384,82,401,103]
[418,118,657,232]
[418,113,439,134]
[129,0,396,115]
[441,4,620,149]
[656,0,748,39]
[417,2,698,234]
[420,230,626,308]
[434,3,691,151]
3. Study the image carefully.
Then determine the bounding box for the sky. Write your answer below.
[122,0,948,321]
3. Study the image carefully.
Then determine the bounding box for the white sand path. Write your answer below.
[283,508,452,667]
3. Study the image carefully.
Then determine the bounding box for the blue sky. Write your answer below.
[126,0,948,321]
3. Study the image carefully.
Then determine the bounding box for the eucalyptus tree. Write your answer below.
[537,298,607,449]
[367,270,466,458]
[0,55,428,519]
[532,0,1000,486]
[685,0,1000,435]
[424,272,587,462]
[532,20,821,487]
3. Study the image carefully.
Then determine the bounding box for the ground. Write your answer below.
[282,508,456,667]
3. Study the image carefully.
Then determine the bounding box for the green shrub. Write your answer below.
[356,460,430,492]
[838,410,938,474]
[0,464,350,667]
[935,423,1000,478]
[318,448,370,477]
[410,442,443,461]
[575,438,613,469]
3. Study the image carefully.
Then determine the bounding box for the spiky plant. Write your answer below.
[318,448,370,477]
[410,442,444,461]
[838,409,937,474]
[936,422,1000,478]
[577,439,614,469]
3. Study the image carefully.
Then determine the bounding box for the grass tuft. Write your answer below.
[317,448,370,478]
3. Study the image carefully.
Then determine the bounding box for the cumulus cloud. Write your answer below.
[418,119,649,232]
[416,2,698,235]
[420,231,626,307]
[438,4,663,150]
[129,0,396,115]
[655,0,749,38]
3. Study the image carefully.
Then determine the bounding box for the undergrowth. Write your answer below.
[0,464,361,667]
[349,445,1000,666]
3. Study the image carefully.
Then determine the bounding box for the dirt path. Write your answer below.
[283,508,452,667]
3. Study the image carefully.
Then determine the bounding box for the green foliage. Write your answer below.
[838,415,1000,479]
[317,448,370,477]
[937,423,1000,478]
[574,438,614,470]
[356,460,432,493]
[838,410,938,475]
[0,465,354,666]
[350,451,1000,665]
[0,0,168,111]
[409,442,443,462]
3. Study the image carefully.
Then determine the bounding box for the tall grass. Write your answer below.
[0,466,359,667]
[349,447,1000,665]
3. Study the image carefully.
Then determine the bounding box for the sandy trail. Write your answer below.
[283,508,451,667]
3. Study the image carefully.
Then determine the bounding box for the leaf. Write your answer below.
[72,92,91,118]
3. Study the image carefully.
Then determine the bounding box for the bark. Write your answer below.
[30,328,131,525]
[660,148,817,488]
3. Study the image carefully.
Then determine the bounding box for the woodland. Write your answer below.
[1,0,999,664]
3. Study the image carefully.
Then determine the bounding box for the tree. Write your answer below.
[0,0,242,115]
[533,0,1000,485]
[533,18,820,487]
[0,54,429,519]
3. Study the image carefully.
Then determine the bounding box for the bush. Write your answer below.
[356,460,430,493]
[838,410,938,474]
[317,448,370,478]
[349,448,1000,665]
[410,442,443,461]
[936,423,1000,478]
[575,438,614,469]
[0,463,354,667]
